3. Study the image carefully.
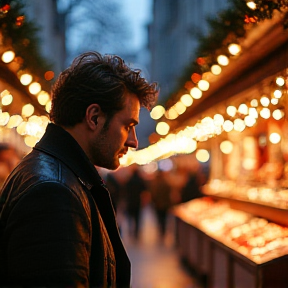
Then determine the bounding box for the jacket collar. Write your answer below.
[34,123,104,189]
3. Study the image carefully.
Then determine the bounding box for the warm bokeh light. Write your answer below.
[0,112,10,126]
[196,149,210,162]
[24,135,39,148]
[242,158,257,170]
[190,87,202,99]
[238,103,248,115]
[234,118,246,132]
[247,1,257,10]
[273,89,282,99]
[191,73,201,83]
[150,105,165,120]
[180,94,193,107]
[250,99,258,107]
[165,107,178,120]
[156,122,170,135]
[198,79,210,91]
[22,104,35,118]
[45,100,52,113]
[2,50,15,63]
[37,91,50,105]
[228,43,241,56]
[249,107,258,118]
[227,105,237,117]
[269,132,281,144]
[223,120,234,132]
[29,82,41,95]
[211,64,222,75]
[260,96,270,107]
[244,115,256,127]
[20,73,33,85]
[260,107,270,119]
[16,121,27,135]
[7,114,23,128]
[213,114,224,126]
[217,55,229,66]
[44,70,55,81]
[276,76,285,86]
[174,101,186,115]
[220,140,233,154]
[2,95,13,106]
[272,109,284,120]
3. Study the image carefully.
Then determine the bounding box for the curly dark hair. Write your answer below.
[50,51,159,127]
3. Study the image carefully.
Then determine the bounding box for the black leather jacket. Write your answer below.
[0,123,130,287]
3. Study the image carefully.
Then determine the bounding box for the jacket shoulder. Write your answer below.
[0,149,91,224]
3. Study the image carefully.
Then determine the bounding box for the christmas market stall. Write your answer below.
[121,1,288,287]
[0,1,53,153]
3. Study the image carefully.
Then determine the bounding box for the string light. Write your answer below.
[260,108,270,119]
[269,133,281,144]
[246,1,257,10]
[174,101,186,115]
[228,43,241,56]
[37,91,50,105]
[29,82,41,95]
[198,79,210,91]
[211,64,222,75]
[238,103,248,115]
[260,96,270,107]
[180,94,193,107]
[196,149,210,162]
[22,104,34,118]
[190,87,202,99]
[156,122,170,135]
[150,105,165,120]
[273,89,282,99]
[276,76,285,86]
[20,73,33,85]
[165,107,178,120]
[2,50,15,63]
[220,140,233,154]
[227,106,237,117]
[217,55,229,66]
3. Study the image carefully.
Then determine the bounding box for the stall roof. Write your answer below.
[166,10,288,133]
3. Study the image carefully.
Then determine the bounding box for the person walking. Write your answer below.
[125,165,148,240]
[150,170,172,239]
[0,51,158,287]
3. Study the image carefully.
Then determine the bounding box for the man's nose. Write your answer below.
[126,127,138,149]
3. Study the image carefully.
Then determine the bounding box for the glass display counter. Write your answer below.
[173,196,288,288]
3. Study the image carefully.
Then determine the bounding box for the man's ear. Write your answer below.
[86,104,102,130]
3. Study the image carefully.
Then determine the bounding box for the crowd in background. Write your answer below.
[104,159,207,242]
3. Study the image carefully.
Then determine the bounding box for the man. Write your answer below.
[0,51,158,287]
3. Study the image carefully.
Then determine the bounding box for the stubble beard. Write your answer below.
[91,128,120,170]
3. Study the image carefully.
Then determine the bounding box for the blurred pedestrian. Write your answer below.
[125,165,148,240]
[150,170,172,238]
[0,51,158,287]
[180,171,203,203]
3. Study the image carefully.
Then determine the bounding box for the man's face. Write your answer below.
[90,92,140,170]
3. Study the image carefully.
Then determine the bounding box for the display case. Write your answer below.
[173,197,288,288]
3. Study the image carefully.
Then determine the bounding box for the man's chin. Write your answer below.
[106,159,121,171]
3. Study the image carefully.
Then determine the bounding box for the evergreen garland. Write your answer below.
[0,0,52,91]
[164,0,288,108]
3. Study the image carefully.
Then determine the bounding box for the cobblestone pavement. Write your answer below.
[119,205,203,288]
